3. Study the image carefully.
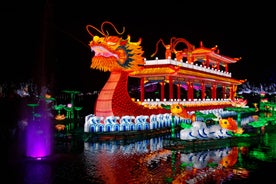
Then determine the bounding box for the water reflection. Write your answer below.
[6,118,276,184]
[79,129,275,184]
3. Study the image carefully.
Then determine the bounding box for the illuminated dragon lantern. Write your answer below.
[86,21,169,117]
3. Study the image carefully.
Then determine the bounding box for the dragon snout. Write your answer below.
[91,46,118,59]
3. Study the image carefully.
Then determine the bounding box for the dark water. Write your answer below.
[3,123,276,184]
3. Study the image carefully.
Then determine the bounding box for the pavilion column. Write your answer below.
[187,81,193,100]
[190,82,194,100]
[206,55,210,68]
[230,85,236,100]
[225,64,228,72]
[187,81,190,100]
[140,77,145,102]
[187,52,193,64]
[211,84,217,99]
[177,83,181,99]
[160,81,165,101]
[201,82,205,100]
[169,76,173,100]
[191,82,194,100]
[230,86,234,100]
[222,85,226,99]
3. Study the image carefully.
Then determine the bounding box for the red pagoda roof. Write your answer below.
[191,41,241,64]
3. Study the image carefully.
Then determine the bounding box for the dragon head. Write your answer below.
[86,21,145,72]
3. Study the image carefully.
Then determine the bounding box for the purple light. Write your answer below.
[25,116,53,158]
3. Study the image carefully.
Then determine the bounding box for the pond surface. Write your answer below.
[4,123,276,184]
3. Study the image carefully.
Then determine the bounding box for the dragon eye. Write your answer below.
[106,36,120,45]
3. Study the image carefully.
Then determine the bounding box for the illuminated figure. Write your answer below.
[151,37,176,59]
[151,37,194,63]
[86,21,168,118]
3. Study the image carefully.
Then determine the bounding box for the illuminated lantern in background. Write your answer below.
[55,124,66,131]
[55,114,66,121]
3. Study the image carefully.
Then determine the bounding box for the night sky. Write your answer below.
[1,1,275,92]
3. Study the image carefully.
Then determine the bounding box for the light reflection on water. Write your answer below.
[8,116,276,184]
[79,128,276,184]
